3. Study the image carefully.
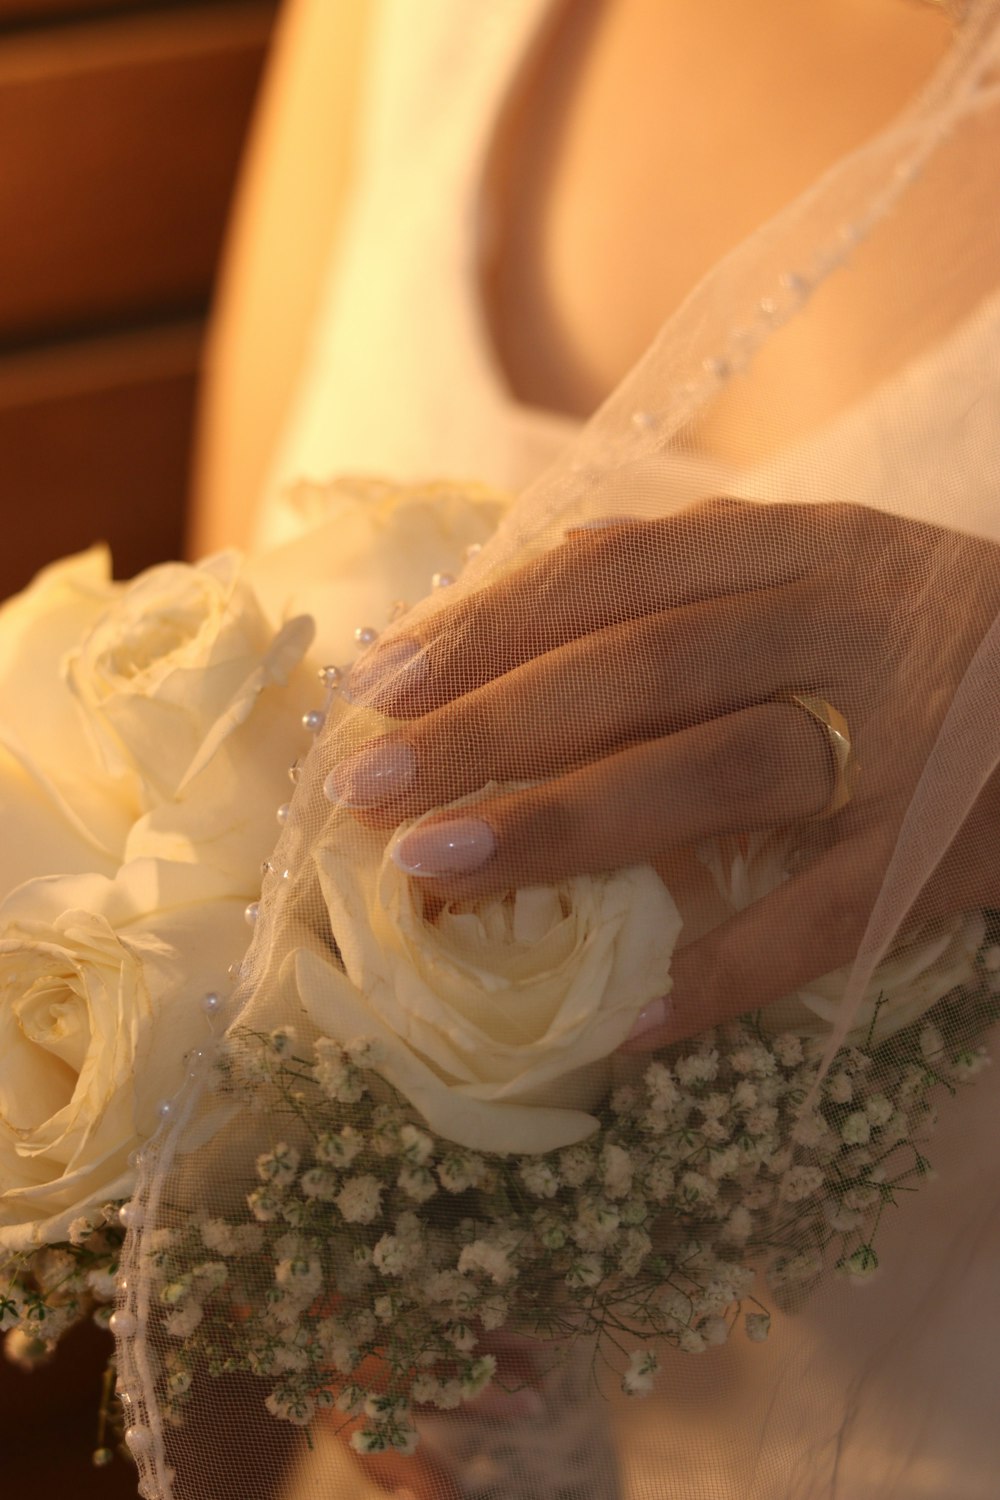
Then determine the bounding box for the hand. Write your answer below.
[330,500,1000,1045]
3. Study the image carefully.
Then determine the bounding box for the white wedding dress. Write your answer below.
[172,4,1000,1498]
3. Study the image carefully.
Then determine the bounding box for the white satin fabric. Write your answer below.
[255,4,1000,1497]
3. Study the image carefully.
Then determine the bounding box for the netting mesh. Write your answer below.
[116,8,1000,1497]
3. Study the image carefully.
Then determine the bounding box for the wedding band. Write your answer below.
[775,691,858,819]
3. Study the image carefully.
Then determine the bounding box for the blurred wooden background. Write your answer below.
[0,0,280,602]
[0,1,278,1494]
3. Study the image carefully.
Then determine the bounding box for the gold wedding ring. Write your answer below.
[775,691,858,819]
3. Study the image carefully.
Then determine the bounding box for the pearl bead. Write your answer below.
[388,598,410,621]
[432,572,456,589]
[317,663,342,689]
[201,990,222,1015]
[157,1100,173,1120]
[244,901,260,927]
[127,1149,144,1168]
[227,961,244,983]
[630,409,657,431]
[118,1202,141,1230]
[302,709,325,734]
[354,625,378,646]
[288,758,303,784]
[124,1424,153,1455]
[92,1448,115,1469]
[464,543,482,562]
[758,295,779,319]
[275,803,290,826]
[110,1309,137,1337]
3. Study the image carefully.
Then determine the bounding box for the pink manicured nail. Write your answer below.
[392,818,496,877]
[345,637,428,704]
[325,741,415,806]
[624,995,672,1047]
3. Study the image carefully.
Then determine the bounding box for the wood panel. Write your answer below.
[0,322,202,599]
[0,1,276,347]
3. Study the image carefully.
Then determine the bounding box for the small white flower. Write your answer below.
[256,1144,300,1188]
[825,1072,853,1104]
[300,1168,339,1201]
[520,1159,561,1198]
[863,1094,894,1127]
[397,1165,438,1202]
[437,1151,487,1193]
[778,1165,825,1203]
[644,1062,681,1112]
[165,1302,203,1338]
[720,1206,753,1244]
[675,1051,720,1088]
[601,1144,634,1200]
[460,1354,497,1398]
[841,1112,871,1146]
[744,1312,771,1343]
[458,1240,517,1286]
[558,1145,596,1187]
[837,1244,880,1282]
[336,1175,384,1225]
[699,1316,730,1347]
[275,1256,322,1299]
[372,1234,418,1278]
[772,1034,804,1068]
[567,1253,604,1289]
[315,1127,363,1167]
[622,1349,659,1396]
[678,1171,718,1208]
[200,1220,264,1255]
[398,1123,435,1166]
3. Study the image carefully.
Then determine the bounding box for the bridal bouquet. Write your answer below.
[2,478,997,1464]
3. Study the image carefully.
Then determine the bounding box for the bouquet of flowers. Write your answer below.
[2,478,997,1470]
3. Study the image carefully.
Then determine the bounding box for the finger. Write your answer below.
[348,499,829,714]
[330,579,859,823]
[387,702,836,898]
[625,832,885,1049]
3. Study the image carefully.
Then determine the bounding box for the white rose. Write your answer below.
[292,799,681,1156]
[0,548,133,871]
[247,477,508,667]
[698,833,985,1042]
[63,551,314,891]
[0,859,246,1252]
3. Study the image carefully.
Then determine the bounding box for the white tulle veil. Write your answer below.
[115,5,1000,1497]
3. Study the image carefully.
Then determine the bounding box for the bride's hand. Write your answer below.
[330,500,1000,1044]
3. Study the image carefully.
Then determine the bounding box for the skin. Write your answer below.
[337,501,1000,1051]
[196,2,963,1494]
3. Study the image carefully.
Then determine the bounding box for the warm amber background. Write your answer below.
[0,0,279,602]
[0,2,278,1494]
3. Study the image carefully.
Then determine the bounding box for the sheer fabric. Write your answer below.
[117,5,1000,1499]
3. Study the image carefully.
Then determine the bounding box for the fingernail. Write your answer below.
[345,637,428,704]
[325,741,415,807]
[392,818,496,877]
[624,995,672,1047]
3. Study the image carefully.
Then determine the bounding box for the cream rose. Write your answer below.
[247,477,508,667]
[0,547,314,895]
[293,802,681,1155]
[0,548,133,873]
[0,859,246,1252]
[698,833,985,1042]
[66,550,313,801]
